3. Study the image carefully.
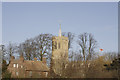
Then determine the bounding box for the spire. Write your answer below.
[59,24,62,37]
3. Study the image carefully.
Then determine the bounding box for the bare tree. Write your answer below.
[1,45,6,59]
[19,34,52,61]
[6,43,17,61]
[62,32,75,50]
[103,52,117,61]
[77,33,97,61]
[21,39,32,60]
[8,43,14,57]
[87,33,97,60]
[62,32,75,62]
[17,44,24,56]
[77,33,87,61]
[35,34,52,61]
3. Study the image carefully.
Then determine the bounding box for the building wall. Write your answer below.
[24,71,48,78]
[8,57,49,78]
[7,58,25,78]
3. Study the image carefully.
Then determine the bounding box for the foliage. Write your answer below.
[2,70,11,78]
[104,55,120,78]
[2,60,11,78]
[50,53,118,78]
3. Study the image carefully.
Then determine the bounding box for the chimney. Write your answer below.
[20,56,24,62]
[10,56,15,61]
[42,57,46,64]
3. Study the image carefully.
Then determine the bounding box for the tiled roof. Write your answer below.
[24,60,49,72]
[10,59,20,63]
[9,56,49,72]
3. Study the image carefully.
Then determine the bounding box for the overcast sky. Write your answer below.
[2,2,118,52]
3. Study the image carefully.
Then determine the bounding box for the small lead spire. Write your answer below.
[59,24,61,37]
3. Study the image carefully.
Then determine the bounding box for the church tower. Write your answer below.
[51,24,68,76]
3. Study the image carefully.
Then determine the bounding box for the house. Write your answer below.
[7,56,49,78]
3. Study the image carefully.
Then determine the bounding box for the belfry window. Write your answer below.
[54,41,57,49]
[59,43,60,49]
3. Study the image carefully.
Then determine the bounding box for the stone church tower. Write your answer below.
[51,24,68,76]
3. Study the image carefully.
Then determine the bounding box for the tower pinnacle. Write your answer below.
[59,24,62,37]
